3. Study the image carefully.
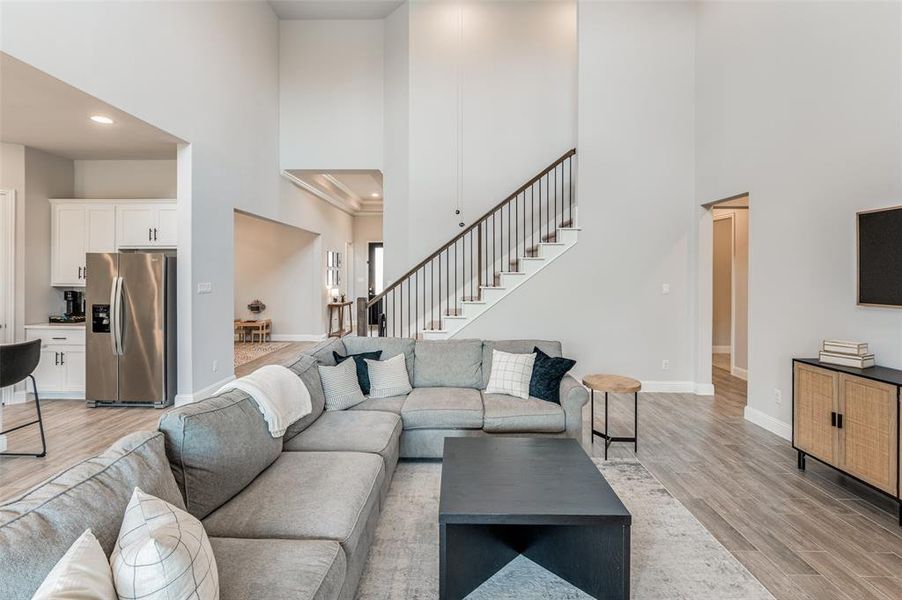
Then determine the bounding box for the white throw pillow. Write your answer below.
[366,354,412,398]
[485,349,536,400]
[111,488,218,600]
[32,529,116,600]
[318,358,366,410]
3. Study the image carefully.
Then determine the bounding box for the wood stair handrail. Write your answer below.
[367,148,576,308]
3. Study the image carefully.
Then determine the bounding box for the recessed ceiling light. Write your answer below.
[371,193,380,198]
[90,115,113,124]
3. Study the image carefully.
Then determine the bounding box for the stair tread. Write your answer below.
[462,300,486,304]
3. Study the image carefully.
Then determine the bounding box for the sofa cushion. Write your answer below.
[202,451,384,556]
[413,339,483,388]
[348,395,407,414]
[282,411,401,474]
[482,340,563,388]
[400,387,483,430]
[311,338,347,366]
[343,336,415,381]
[334,350,382,395]
[158,389,282,520]
[284,354,326,439]
[482,393,566,433]
[211,538,345,600]
[0,432,184,600]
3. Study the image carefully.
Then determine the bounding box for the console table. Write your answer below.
[793,358,901,525]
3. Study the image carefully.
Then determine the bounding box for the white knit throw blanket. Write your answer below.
[216,365,311,437]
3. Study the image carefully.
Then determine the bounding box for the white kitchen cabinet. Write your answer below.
[24,325,86,399]
[50,201,116,287]
[116,201,178,248]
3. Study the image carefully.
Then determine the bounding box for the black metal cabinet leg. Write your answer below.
[634,391,638,454]
[797,450,806,471]
[604,392,609,461]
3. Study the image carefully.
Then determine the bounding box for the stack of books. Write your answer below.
[819,340,875,368]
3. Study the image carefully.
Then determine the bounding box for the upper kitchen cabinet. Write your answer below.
[117,201,178,248]
[50,199,177,286]
[51,200,116,287]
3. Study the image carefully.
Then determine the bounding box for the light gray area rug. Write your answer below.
[356,458,774,600]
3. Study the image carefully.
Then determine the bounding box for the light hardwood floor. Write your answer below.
[3,351,901,600]
[0,341,315,501]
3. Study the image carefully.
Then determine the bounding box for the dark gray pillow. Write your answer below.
[284,354,326,439]
[158,389,282,519]
[0,431,183,600]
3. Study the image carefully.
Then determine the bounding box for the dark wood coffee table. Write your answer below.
[439,437,631,599]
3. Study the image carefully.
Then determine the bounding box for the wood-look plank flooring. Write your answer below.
[588,363,902,600]
[3,347,901,600]
[0,341,314,501]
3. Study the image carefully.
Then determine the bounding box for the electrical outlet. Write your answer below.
[212,360,219,373]
[197,282,213,294]
[662,359,670,370]
[774,388,783,405]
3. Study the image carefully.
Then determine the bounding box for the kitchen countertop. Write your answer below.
[25,322,86,329]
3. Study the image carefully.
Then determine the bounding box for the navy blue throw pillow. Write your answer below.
[334,350,382,395]
[529,347,576,404]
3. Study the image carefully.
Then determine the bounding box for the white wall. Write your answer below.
[1,143,27,342]
[74,159,176,198]
[398,0,576,273]
[462,1,698,390]
[2,0,281,399]
[352,214,383,299]
[696,1,902,436]
[280,20,384,170]
[233,211,320,337]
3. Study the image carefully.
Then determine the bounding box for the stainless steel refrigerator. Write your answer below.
[85,253,176,408]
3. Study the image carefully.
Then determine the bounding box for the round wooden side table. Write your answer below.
[583,374,641,460]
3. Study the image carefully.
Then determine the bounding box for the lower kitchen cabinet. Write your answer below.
[23,325,86,399]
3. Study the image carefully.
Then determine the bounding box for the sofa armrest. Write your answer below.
[559,374,588,438]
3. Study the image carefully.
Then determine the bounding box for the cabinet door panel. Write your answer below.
[838,375,898,494]
[85,205,116,253]
[53,205,86,286]
[32,349,64,392]
[793,363,838,463]
[62,350,86,392]
[117,205,156,247]
[155,204,178,247]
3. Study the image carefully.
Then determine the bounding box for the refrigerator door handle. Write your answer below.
[110,276,124,356]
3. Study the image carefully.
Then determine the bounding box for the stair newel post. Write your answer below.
[356,297,368,336]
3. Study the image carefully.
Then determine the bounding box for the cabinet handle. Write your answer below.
[836,413,843,429]
[54,352,59,366]
[149,228,153,241]
[52,336,66,340]
[60,352,65,365]
[153,227,158,241]
[831,411,837,427]
[78,266,82,279]
[83,265,87,278]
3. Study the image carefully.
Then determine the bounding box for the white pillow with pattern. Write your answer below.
[111,488,218,600]
[485,349,536,400]
[365,354,412,398]
[318,358,366,410]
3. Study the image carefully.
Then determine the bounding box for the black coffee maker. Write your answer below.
[64,290,85,320]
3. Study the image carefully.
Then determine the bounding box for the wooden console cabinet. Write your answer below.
[793,359,901,525]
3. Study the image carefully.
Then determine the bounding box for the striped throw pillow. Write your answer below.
[485,349,536,400]
[318,358,366,410]
[111,488,218,600]
[365,354,412,398]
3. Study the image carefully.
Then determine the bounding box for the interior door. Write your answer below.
[117,204,156,247]
[155,204,178,247]
[793,363,838,463]
[54,204,86,285]
[838,374,898,494]
[118,253,165,404]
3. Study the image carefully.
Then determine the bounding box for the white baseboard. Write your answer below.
[12,390,84,403]
[270,333,327,342]
[174,375,236,407]
[731,366,748,380]
[640,380,714,395]
[744,405,791,441]
[712,346,731,354]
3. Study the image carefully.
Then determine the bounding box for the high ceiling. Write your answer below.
[284,169,383,215]
[268,0,403,20]
[0,52,183,160]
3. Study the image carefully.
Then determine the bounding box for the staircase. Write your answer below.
[357,149,578,340]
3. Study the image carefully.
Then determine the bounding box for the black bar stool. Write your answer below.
[1,338,47,457]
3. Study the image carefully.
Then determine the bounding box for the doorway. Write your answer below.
[366,242,384,333]
[710,195,749,393]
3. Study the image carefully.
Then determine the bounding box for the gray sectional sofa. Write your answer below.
[0,338,587,600]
